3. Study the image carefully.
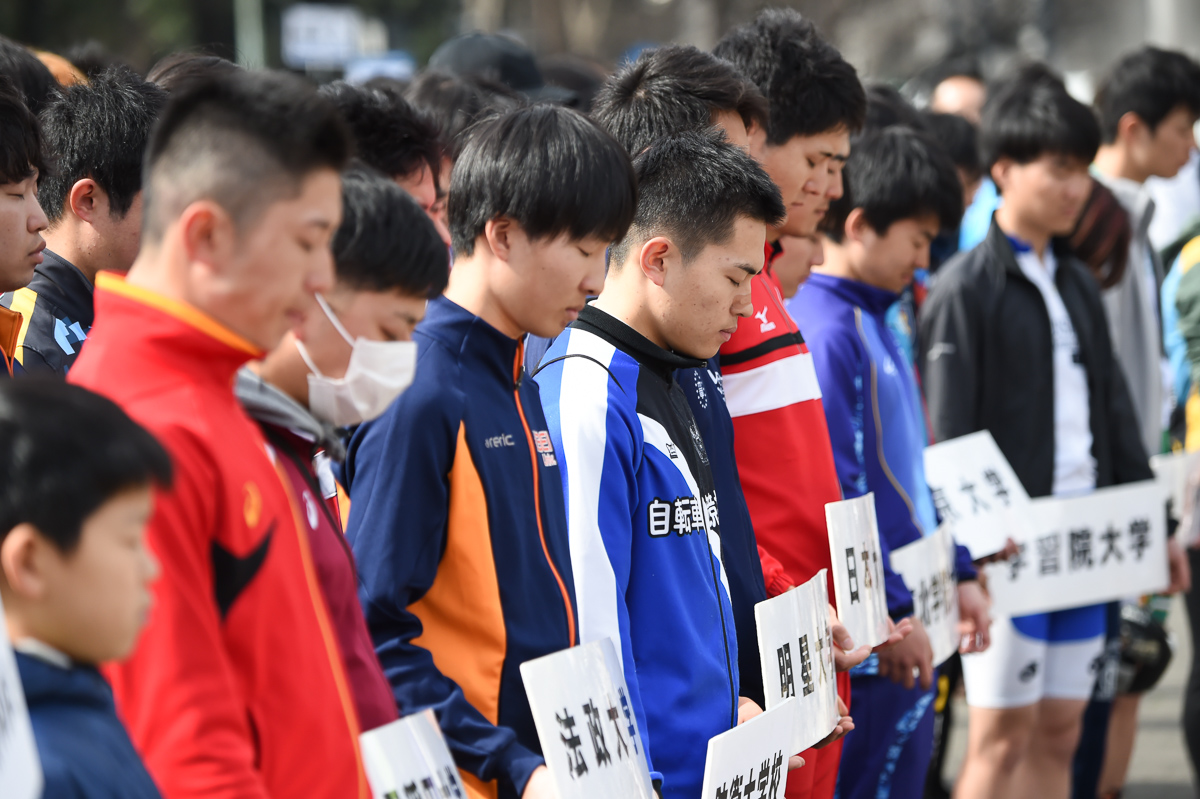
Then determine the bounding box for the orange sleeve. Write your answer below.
[104,426,271,799]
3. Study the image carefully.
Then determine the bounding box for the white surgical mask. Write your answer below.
[297,293,417,427]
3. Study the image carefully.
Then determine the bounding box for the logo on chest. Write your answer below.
[484,433,515,449]
[533,430,558,467]
[755,306,776,334]
[693,370,709,409]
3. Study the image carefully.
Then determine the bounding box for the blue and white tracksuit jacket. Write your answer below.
[535,305,740,799]
[791,273,976,799]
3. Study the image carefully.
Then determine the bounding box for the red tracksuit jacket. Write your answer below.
[70,273,368,799]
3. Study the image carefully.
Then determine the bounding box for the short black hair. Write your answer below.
[146,52,241,93]
[824,126,963,243]
[591,44,767,156]
[980,64,1100,170]
[448,105,637,256]
[63,41,129,79]
[0,35,56,116]
[334,165,449,298]
[319,81,442,184]
[609,129,784,268]
[406,69,522,161]
[922,111,982,180]
[39,66,168,224]
[0,73,47,186]
[713,8,866,145]
[1095,47,1200,143]
[864,84,928,133]
[0,379,172,553]
[539,54,608,113]
[143,70,352,243]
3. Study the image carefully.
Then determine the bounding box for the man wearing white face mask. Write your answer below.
[236,166,448,732]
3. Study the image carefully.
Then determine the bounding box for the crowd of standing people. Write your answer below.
[1,9,1199,799]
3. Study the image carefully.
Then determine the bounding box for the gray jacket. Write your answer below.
[1094,171,1166,457]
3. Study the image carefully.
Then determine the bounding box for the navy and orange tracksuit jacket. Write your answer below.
[344,296,578,799]
[69,274,368,799]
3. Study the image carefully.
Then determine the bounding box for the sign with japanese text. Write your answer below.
[0,595,42,799]
[700,699,795,799]
[360,709,465,799]
[521,638,655,799]
[754,570,840,755]
[1150,450,1200,520]
[826,493,891,648]
[888,526,961,667]
[983,481,1169,617]
[924,431,1034,559]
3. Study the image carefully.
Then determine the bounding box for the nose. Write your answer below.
[733,283,755,318]
[308,246,336,296]
[28,194,48,233]
[429,210,452,247]
[581,251,607,297]
[145,544,161,583]
[827,168,845,201]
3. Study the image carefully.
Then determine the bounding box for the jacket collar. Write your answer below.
[0,305,20,375]
[1092,170,1155,240]
[15,650,112,712]
[419,295,525,387]
[234,366,346,461]
[93,272,263,384]
[38,250,96,324]
[805,271,899,316]
[984,216,1075,281]
[573,303,706,381]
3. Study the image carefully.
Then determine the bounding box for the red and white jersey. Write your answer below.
[720,248,844,601]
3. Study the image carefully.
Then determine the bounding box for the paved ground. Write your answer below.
[939,595,1196,797]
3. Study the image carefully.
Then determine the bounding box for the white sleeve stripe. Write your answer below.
[723,351,823,418]
[557,332,626,672]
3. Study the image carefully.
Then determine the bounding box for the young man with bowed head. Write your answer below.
[0,74,48,377]
[343,105,636,799]
[918,67,1153,799]
[1,67,166,376]
[236,165,449,733]
[794,125,988,799]
[535,130,790,799]
[67,71,369,798]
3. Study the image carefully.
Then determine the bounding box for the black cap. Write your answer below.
[428,33,578,107]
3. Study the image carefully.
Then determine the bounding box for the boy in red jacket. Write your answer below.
[69,71,368,798]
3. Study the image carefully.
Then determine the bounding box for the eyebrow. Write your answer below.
[735,262,762,277]
[820,151,849,163]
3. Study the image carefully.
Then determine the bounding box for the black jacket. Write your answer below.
[918,219,1152,499]
[0,249,93,376]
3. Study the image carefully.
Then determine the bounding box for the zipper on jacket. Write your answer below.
[513,345,578,647]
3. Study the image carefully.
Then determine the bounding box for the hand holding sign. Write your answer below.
[888,526,966,666]
[521,638,655,799]
[700,699,796,799]
[826,494,891,649]
[754,570,842,755]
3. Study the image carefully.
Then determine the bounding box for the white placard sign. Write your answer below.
[888,526,961,667]
[0,594,42,799]
[924,431,1034,559]
[360,709,465,799]
[521,638,655,799]
[1151,450,1200,519]
[983,481,1169,617]
[826,493,890,648]
[754,570,840,755]
[700,699,795,799]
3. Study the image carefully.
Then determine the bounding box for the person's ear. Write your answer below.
[178,199,237,275]
[990,158,1013,195]
[638,237,674,288]
[483,217,516,263]
[1117,111,1148,144]
[845,207,873,247]
[66,178,103,225]
[0,524,52,601]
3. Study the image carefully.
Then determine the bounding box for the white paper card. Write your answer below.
[923,431,1035,559]
[888,526,961,667]
[1151,450,1200,520]
[754,570,840,754]
[0,594,42,799]
[700,699,795,799]
[360,709,465,799]
[983,481,1169,617]
[521,638,655,799]
[826,493,890,648]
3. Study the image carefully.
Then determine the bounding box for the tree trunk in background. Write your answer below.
[678,0,719,50]
[463,0,507,33]
[562,0,613,55]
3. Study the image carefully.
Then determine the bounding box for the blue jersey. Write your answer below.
[535,305,739,799]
